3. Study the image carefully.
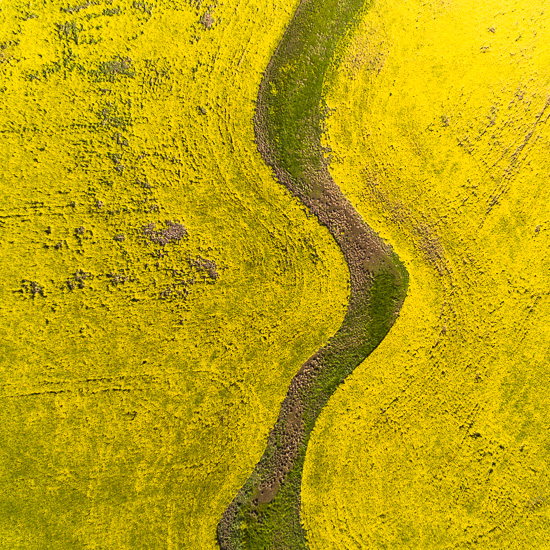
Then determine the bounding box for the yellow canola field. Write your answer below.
[0,0,349,548]
[304,0,550,548]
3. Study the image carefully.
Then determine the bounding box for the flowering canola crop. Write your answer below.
[304,0,550,547]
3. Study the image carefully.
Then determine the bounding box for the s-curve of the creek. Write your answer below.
[217,0,408,548]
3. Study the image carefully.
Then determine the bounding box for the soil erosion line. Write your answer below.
[217,0,408,547]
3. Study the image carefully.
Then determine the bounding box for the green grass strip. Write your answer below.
[217,0,408,548]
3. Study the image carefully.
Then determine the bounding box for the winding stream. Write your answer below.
[218,0,408,547]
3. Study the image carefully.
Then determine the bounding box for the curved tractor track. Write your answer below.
[218,0,408,548]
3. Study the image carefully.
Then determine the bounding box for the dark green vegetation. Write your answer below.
[217,0,409,548]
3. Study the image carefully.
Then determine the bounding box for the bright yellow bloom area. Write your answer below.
[4,0,550,547]
[304,0,550,547]
[0,0,349,547]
